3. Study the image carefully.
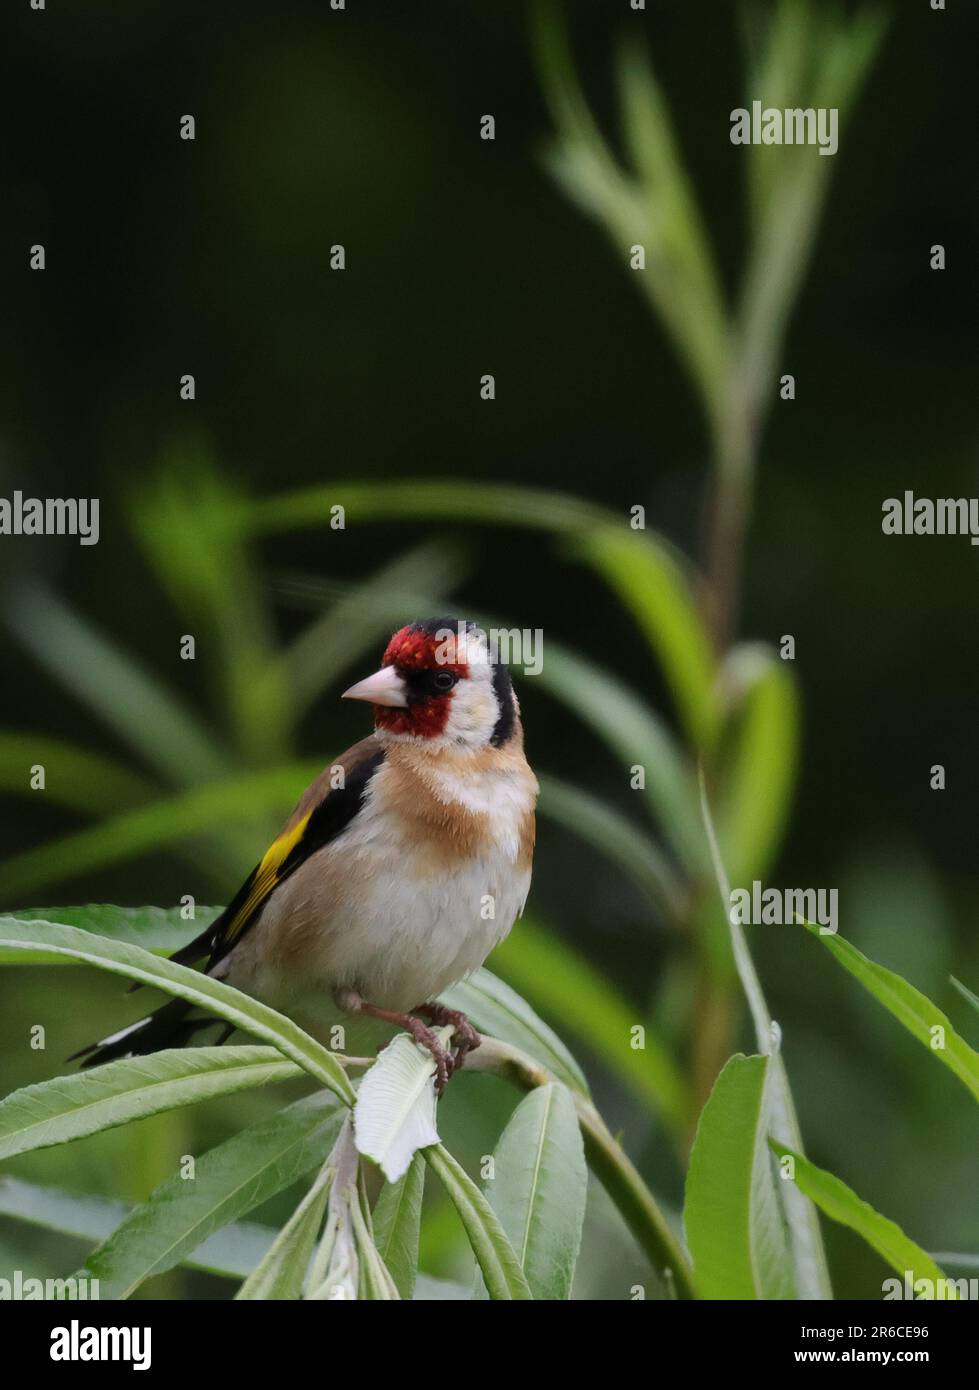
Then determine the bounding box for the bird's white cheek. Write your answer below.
[443,682,497,747]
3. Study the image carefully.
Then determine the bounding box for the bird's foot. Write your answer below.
[344,994,456,1096]
[411,1003,481,1073]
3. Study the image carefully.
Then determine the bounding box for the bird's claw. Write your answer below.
[402,1016,455,1098]
[410,1003,481,1085]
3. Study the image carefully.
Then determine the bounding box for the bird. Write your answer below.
[74,618,539,1093]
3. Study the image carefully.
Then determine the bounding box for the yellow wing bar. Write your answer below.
[222,810,312,946]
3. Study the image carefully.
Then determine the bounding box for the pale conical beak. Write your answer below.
[341,665,408,708]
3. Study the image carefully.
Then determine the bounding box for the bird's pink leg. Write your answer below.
[337,989,455,1096]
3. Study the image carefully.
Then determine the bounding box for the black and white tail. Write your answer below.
[70,996,220,1069]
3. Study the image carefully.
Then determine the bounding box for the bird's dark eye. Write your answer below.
[433,671,457,692]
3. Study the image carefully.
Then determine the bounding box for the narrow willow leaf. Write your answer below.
[5,582,232,785]
[716,644,799,884]
[699,776,832,1298]
[769,1142,958,1297]
[236,1163,333,1300]
[616,38,727,395]
[130,450,291,767]
[684,1053,794,1300]
[478,1084,586,1300]
[0,1046,301,1159]
[0,918,355,1104]
[372,1152,426,1300]
[951,977,979,1016]
[0,735,151,816]
[250,478,610,539]
[0,764,321,900]
[350,1193,400,1301]
[575,528,717,752]
[440,963,588,1095]
[0,1176,276,1280]
[74,1093,343,1298]
[492,918,687,1134]
[806,924,979,1103]
[354,1028,451,1182]
[425,1145,532,1300]
[929,1252,979,1272]
[4,904,215,960]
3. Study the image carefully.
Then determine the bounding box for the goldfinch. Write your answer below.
[75,619,538,1092]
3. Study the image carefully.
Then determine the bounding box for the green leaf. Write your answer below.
[353,1028,450,1182]
[0,1046,302,1160]
[575,528,717,752]
[74,1092,343,1298]
[372,1152,426,1300]
[350,1189,401,1301]
[699,775,832,1297]
[616,37,728,405]
[0,734,152,816]
[440,963,588,1096]
[0,1175,276,1280]
[0,917,355,1104]
[236,1162,334,1300]
[950,976,979,1017]
[492,918,687,1135]
[536,773,685,921]
[805,924,979,1103]
[478,1083,586,1300]
[769,1141,958,1297]
[130,448,291,765]
[5,583,231,785]
[0,764,321,899]
[250,478,611,540]
[424,1145,533,1300]
[716,644,800,883]
[684,1054,794,1300]
[2,904,215,961]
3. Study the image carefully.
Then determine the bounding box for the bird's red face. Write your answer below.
[342,619,516,749]
[374,625,470,738]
